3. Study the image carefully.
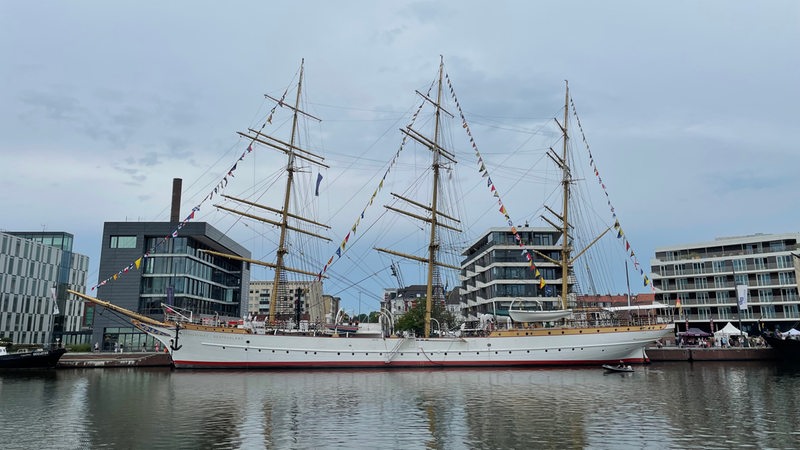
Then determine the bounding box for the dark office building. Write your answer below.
[93,221,250,351]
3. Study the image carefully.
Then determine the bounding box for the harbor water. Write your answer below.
[1,362,799,449]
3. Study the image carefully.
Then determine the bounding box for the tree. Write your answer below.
[395,299,458,336]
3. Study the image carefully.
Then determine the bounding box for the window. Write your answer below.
[776,255,792,269]
[754,258,767,270]
[756,273,771,286]
[733,259,747,272]
[769,241,786,252]
[695,277,708,289]
[781,288,798,302]
[778,272,795,285]
[714,276,727,289]
[712,260,726,273]
[110,236,137,249]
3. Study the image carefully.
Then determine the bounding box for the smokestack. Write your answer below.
[170,178,182,222]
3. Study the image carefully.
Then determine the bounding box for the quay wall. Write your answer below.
[647,347,778,362]
[58,352,173,368]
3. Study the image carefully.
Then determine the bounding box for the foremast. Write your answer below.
[221,59,331,324]
[270,60,306,325]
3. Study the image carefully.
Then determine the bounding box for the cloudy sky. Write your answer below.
[2,1,798,312]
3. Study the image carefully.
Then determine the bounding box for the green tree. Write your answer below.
[395,299,458,336]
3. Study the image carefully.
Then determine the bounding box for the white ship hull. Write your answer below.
[137,321,674,369]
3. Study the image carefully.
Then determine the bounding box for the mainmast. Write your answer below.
[374,57,461,338]
[423,58,445,339]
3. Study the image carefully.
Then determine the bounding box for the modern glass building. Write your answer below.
[94,222,250,351]
[650,233,800,335]
[459,227,567,320]
[0,231,89,346]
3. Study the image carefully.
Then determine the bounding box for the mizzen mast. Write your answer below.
[559,82,571,311]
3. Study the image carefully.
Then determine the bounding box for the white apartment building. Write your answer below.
[0,231,89,345]
[651,233,800,334]
[460,227,569,319]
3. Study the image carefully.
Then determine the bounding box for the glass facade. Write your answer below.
[139,237,243,317]
[0,232,89,346]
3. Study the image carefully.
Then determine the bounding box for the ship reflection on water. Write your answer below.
[1,363,799,448]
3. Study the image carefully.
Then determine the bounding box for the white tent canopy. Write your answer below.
[714,322,748,339]
[781,328,800,337]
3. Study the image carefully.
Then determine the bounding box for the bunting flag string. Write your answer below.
[91,142,254,290]
[89,88,296,291]
[315,87,432,281]
[445,73,547,290]
[570,98,651,289]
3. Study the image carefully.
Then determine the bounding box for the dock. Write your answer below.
[647,346,779,362]
[57,352,173,368]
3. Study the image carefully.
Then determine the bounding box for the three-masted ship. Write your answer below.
[70,59,673,369]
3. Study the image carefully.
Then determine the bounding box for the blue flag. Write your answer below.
[315,173,323,196]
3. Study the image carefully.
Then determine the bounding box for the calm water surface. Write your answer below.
[1,362,799,449]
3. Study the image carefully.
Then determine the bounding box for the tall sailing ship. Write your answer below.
[70,59,673,369]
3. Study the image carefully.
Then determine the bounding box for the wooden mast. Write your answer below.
[559,81,571,311]
[221,59,328,324]
[269,59,305,324]
[423,58,445,339]
[375,57,456,338]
